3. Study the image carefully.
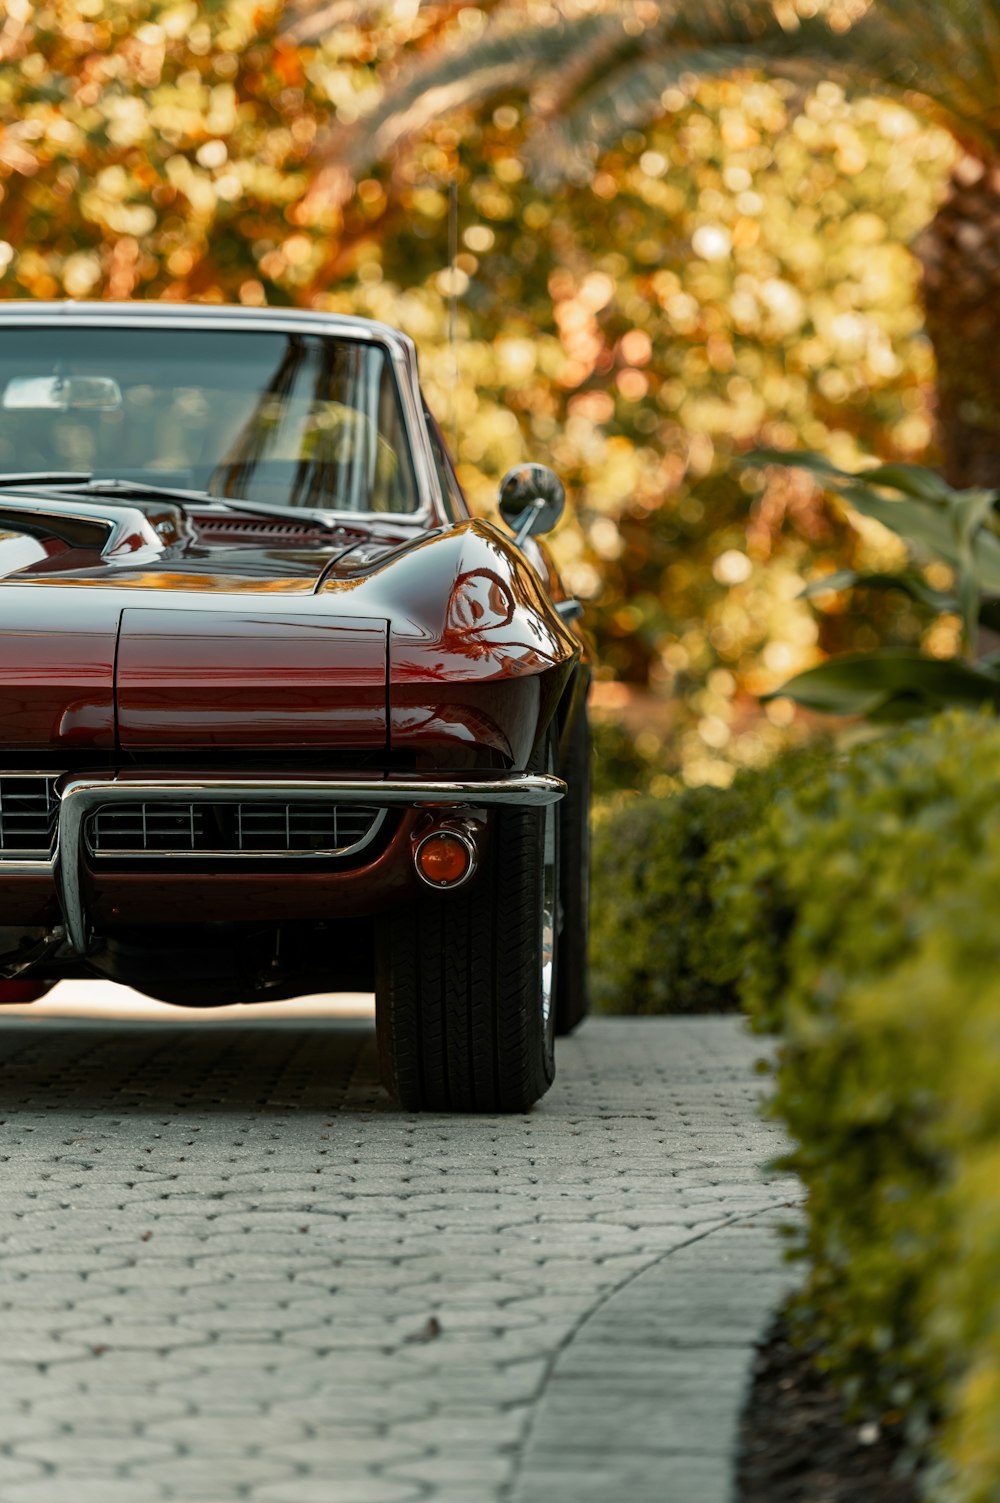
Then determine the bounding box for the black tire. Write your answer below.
[375,744,558,1113]
[555,701,591,1036]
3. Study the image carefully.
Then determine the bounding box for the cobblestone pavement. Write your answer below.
[0,1003,799,1503]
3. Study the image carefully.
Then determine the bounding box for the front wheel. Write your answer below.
[555,701,591,1036]
[375,750,558,1113]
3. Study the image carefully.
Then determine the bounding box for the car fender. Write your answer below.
[322,519,580,767]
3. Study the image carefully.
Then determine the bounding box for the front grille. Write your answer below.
[0,775,59,860]
[86,800,386,860]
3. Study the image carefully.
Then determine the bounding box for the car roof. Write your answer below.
[0,300,418,360]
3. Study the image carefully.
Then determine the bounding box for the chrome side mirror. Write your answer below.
[499,464,566,547]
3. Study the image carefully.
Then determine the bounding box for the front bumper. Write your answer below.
[25,771,565,953]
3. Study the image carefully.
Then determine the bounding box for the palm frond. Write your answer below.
[329,12,619,179]
[320,0,1000,181]
[535,44,801,180]
[978,0,1000,98]
[526,0,790,175]
[281,0,504,44]
[281,0,385,41]
[821,0,1000,151]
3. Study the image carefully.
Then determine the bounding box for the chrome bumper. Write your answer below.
[49,772,566,954]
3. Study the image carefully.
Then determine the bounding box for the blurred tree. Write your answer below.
[0,0,440,304]
[0,0,955,780]
[326,0,1000,489]
[334,82,949,781]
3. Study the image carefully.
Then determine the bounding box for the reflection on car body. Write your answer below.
[0,301,592,1112]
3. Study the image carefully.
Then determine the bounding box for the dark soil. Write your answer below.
[737,1309,921,1503]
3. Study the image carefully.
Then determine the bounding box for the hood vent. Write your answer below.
[195,516,326,542]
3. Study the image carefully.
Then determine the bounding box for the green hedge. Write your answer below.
[589,746,828,1015]
[719,710,1000,1501]
[593,709,1000,1496]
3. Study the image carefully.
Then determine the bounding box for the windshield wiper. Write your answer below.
[83,479,354,534]
[0,472,92,488]
[0,473,348,533]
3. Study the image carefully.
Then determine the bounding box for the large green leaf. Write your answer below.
[752,449,958,504]
[799,568,957,613]
[953,488,1000,648]
[750,450,1000,595]
[847,463,957,503]
[841,485,1000,595]
[766,650,1000,721]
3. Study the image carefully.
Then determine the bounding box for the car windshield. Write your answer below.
[0,328,420,515]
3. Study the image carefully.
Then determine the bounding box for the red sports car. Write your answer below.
[0,302,591,1111]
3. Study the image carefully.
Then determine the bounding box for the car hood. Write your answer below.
[0,495,578,760]
[0,498,423,594]
[0,495,428,751]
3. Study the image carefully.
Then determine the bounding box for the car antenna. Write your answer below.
[448,175,459,453]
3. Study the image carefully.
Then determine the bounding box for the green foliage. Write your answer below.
[590,718,668,801]
[760,453,1000,719]
[593,708,1000,1492]
[590,744,828,1014]
[768,648,1000,720]
[719,709,1000,1500]
[762,449,1000,610]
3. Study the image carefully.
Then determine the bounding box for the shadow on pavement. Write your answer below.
[0,1008,386,1117]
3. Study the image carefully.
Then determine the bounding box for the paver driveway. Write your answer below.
[0,997,798,1503]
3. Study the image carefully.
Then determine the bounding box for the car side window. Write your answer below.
[424,410,468,520]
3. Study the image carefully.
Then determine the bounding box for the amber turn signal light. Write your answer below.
[414,830,476,889]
